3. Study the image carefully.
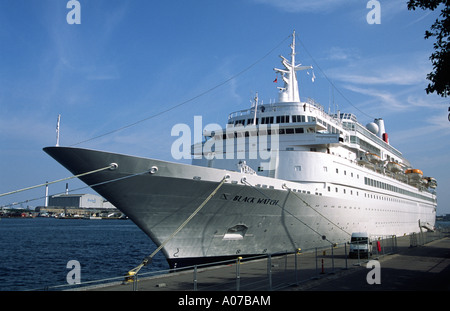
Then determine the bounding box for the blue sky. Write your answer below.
[1,0,449,215]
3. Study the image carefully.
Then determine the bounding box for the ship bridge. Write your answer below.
[227,98,331,132]
[196,30,410,184]
[226,30,321,129]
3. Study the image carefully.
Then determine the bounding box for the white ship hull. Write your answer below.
[44,146,436,269]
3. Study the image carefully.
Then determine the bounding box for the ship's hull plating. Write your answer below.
[44,147,435,269]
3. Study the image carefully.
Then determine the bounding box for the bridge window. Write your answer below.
[276,115,290,123]
[292,115,306,123]
[261,116,274,124]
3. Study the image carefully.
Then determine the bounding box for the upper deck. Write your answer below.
[195,31,434,193]
[225,95,404,162]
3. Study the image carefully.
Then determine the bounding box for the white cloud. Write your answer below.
[86,66,120,81]
[322,50,439,117]
[327,53,430,87]
[342,84,407,112]
[406,94,448,110]
[325,47,362,61]
[340,83,447,116]
[252,0,360,13]
[334,69,426,86]
[390,111,450,145]
[252,0,411,18]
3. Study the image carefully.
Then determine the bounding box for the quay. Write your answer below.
[81,231,450,291]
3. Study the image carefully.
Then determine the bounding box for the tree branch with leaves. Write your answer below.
[407,0,449,98]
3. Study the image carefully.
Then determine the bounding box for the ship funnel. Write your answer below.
[374,118,385,138]
[374,118,388,144]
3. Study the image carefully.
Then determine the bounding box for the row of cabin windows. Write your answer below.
[327,167,434,204]
[216,127,313,140]
[327,186,360,196]
[326,185,418,206]
[364,177,435,203]
[230,115,344,137]
[229,115,314,126]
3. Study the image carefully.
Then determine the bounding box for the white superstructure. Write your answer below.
[190,31,436,236]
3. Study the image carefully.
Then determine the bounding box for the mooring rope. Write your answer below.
[125,175,229,278]
[0,164,116,198]
[281,183,351,237]
[241,179,332,243]
[1,167,159,208]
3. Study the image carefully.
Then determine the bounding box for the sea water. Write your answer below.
[0,217,168,291]
[1,217,449,291]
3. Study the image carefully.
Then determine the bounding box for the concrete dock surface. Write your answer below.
[296,236,450,291]
[84,232,450,292]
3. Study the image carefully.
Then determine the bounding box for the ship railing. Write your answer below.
[227,98,327,121]
[354,123,403,159]
[27,229,448,291]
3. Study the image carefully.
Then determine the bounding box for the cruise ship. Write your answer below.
[44,32,437,269]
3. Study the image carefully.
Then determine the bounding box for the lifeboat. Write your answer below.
[366,153,382,164]
[426,177,437,189]
[386,161,402,173]
[421,178,429,187]
[405,168,423,182]
[405,168,423,175]
[357,156,370,166]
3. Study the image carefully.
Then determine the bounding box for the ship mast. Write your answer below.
[274,30,312,103]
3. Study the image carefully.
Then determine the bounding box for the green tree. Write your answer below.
[407,0,449,97]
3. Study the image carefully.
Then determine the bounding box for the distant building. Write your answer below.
[47,193,116,209]
[36,193,120,217]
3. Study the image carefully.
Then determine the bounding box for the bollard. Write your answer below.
[344,243,348,270]
[331,244,335,274]
[133,273,138,291]
[267,254,272,291]
[236,257,242,291]
[315,248,319,279]
[357,240,361,265]
[295,248,301,285]
[284,251,288,274]
[321,259,325,274]
[394,235,398,252]
[193,265,198,291]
